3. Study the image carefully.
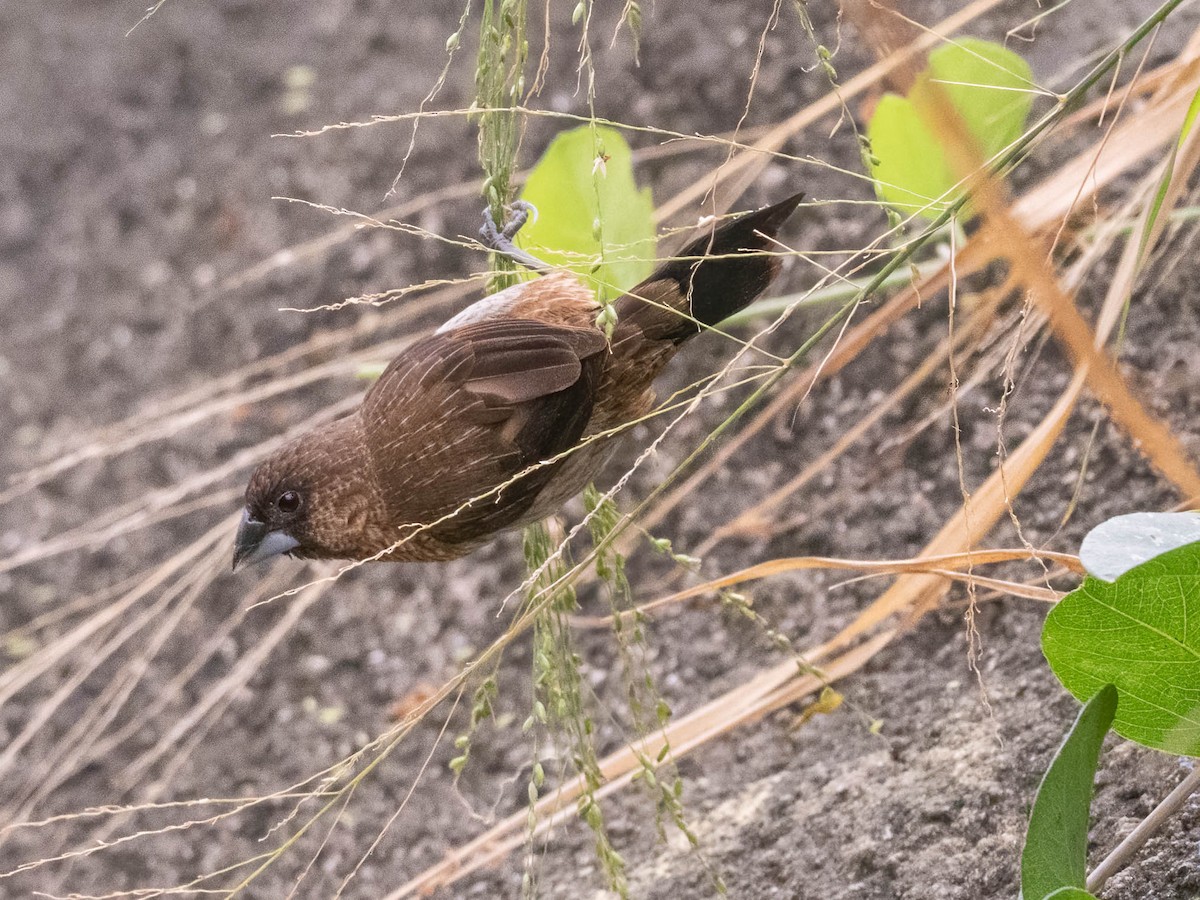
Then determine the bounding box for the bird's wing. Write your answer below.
[361,318,608,540]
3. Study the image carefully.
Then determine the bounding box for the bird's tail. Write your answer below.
[613,191,803,345]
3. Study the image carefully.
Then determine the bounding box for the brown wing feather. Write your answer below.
[361,318,606,541]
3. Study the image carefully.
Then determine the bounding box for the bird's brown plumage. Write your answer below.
[235,192,802,567]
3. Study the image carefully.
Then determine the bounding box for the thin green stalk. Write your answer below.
[721,259,946,327]
[476,0,529,289]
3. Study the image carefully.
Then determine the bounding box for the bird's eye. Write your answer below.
[276,490,301,513]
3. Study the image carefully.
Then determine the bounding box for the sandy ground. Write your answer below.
[3,0,1200,897]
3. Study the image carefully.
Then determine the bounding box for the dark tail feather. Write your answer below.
[615,192,803,344]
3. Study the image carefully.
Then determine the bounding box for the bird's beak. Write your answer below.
[232,508,301,571]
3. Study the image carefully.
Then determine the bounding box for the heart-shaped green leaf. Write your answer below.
[867,37,1034,219]
[1043,540,1200,755]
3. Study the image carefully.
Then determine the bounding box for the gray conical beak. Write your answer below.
[232,508,300,571]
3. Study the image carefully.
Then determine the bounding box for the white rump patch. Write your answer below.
[436,282,529,334]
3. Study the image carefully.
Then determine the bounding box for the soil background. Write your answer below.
[3,1,1200,898]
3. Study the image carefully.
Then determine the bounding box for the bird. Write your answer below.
[233,191,803,569]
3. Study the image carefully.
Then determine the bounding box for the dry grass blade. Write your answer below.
[923,570,1060,603]
[1061,52,1200,126]
[1013,69,1200,229]
[917,48,1200,499]
[572,548,1079,628]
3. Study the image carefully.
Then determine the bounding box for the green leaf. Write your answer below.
[867,37,1034,219]
[1079,511,1200,582]
[1043,541,1200,755]
[1020,684,1116,900]
[518,125,655,299]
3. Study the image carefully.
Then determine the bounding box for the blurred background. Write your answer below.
[3,1,1200,897]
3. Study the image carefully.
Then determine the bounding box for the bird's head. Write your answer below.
[233,418,378,569]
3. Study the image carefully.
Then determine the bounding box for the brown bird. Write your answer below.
[233,192,802,568]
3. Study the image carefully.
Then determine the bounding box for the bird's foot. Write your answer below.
[480,201,552,274]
